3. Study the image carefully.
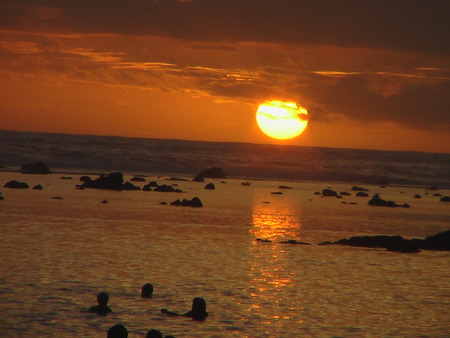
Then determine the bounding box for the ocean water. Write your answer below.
[0,130,450,337]
[1,130,450,187]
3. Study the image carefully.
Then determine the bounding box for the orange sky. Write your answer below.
[0,1,449,153]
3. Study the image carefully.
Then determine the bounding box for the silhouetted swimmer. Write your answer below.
[161,297,208,321]
[107,324,128,338]
[146,329,163,338]
[141,283,154,298]
[87,292,112,316]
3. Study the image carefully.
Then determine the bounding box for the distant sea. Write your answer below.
[1,129,449,187]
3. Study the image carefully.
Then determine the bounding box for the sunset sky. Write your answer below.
[0,0,449,153]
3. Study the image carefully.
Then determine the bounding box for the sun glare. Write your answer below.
[256,101,308,140]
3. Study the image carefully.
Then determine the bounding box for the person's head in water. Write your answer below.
[107,324,128,338]
[88,291,112,315]
[141,283,154,298]
[97,292,109,306]
[190,297,208,321]
[146,329,163,338]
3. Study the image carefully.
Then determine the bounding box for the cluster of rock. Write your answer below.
[319,230,450,253]
[368,196,409,208]
[78,172,140,191]
[170,197,203,208]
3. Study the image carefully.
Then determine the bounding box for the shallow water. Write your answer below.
[0,173,449,337]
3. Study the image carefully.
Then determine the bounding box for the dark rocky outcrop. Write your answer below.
[195,167,226,179]
[142,183,152,191]
[340,191,351,196]
[204,183,215,190]
[131,176,146,182]
[192,175,205,182]
[4,180,29,189]
[20,161,51,174]
[319,230,450,253]
[80,176,92,182]
[79,172,140,191]
[440,196,450,202]
[280,239,310,245]
[154,184,183,193]
[279,185,293,189]
[170,197,203,207]
[356,191,369,197]
[322,188,338,197]
[33,184,43,190]
[368,197,409,208]
[271,192,283,195]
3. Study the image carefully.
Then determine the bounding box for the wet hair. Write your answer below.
[97,292,109,306]
[146,329,163,338]
[107,324,128,338]
[191,297,207,312]
[141,283,154,298]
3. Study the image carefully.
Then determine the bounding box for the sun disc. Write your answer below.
[256,100,308,140]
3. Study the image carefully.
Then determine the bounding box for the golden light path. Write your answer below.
[256,100,309,140]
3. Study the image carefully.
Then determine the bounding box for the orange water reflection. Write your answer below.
[245,202,304,325]
[250,202,303,242]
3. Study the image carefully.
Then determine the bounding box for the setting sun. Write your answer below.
[256,101,309,140]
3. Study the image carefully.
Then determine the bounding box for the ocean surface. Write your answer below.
[1,130,450,187]
[0,130,449,337]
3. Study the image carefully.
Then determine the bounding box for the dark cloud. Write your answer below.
[303,75,450,129]
[1,0,449,54]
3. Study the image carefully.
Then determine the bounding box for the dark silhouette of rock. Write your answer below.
[356,191,369,197]
[418,230,450,250]
[368,197,409,208]
[0,195,4,201]
[241,182,251,186]
[102,200,109,204]
[440,196,450,202]
[196,167,226,179]
[79,172,139,191]
[141,283,154,298]
[193,175,204,182]
[148,181,159,187]
[154,184,183,193]
[170,197,203,207]
[80,175,91,182]
[414,194,422,199]
[271,192,283,195]
[60,176,72,180]
[256,238,272,242]
[107,324,127,338]
[320,230,450,252]
[428,185,439,190]
[279,185,293,189]
[131,176,146,182]
[204,183,215,190]
[33,184,43,190]
[280,239,310,245]
[167,177,189,181]
[142,183,152,191]
[4,180,29,189]
[351,186,369,191]
[20,161,51,174]
[313,191,321,195]
[340,191,351,196]
[433,193,442,197]
[322,188,338,197]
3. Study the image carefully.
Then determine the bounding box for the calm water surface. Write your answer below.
[0,173,449,337]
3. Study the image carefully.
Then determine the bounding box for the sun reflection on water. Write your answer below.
[244,201,305,326]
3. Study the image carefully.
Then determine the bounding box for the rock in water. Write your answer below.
[20,161,51,174]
